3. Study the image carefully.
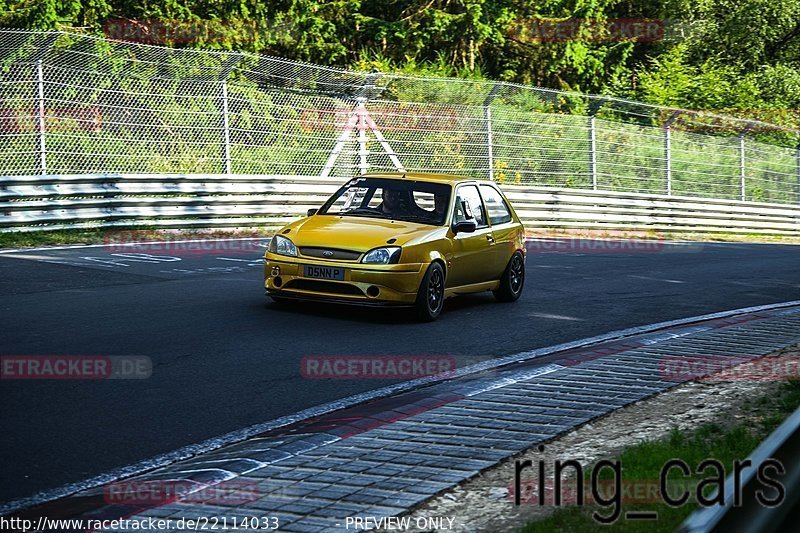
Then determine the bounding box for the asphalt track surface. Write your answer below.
[1,237,798,505]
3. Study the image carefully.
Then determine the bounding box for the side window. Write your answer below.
[453,185,487,227]
[412,190,435,211]
[479,185,513,225]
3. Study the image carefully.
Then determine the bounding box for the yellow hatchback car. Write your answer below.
[264,172,526,321]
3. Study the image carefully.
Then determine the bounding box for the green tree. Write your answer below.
[1,0,798,114]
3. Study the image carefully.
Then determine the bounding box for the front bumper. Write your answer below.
[264,252,424,305]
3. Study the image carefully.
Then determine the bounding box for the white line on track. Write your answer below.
[0,237,269,254]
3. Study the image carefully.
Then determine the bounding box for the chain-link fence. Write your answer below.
[1,29,799,204]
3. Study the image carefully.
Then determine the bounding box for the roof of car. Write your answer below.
[360,172,490,185]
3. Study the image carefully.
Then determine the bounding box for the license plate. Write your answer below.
[303,265,344,280]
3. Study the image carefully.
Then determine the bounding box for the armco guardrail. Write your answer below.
[2,174,798,234]
[679,405,800,532]
[504,187,800,234]
[0,174,339,231]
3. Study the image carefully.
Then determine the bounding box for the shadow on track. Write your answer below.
[261,292,505,324]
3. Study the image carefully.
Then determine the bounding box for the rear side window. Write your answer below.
[479,185,513,225]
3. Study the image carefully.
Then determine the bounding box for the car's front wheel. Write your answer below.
[493,251,525,302]
[415,262,445,321]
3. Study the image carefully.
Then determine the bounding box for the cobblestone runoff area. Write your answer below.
[404,342,800,532]
[9,305,800,532]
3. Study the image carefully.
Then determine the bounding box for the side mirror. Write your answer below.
[307,208,317,217]
[452,220,477,234]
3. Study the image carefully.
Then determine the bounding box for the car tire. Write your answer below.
[493,251,525,302]
[269,295,289,304]
[414,262,445,322]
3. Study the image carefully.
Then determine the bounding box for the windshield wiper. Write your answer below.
[397,214,437,225]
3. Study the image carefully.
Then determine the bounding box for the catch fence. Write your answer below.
[1,29,799,233]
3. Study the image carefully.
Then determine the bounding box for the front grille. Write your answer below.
[299,247,361,261]
[286,279,364,296]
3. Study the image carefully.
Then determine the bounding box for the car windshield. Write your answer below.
[319,177,452,226]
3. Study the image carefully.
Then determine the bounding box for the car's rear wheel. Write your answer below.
[493,251,525,302]
[415,262,445,321]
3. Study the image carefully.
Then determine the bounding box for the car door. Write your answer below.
[446,184,495,288]
[479,184,519,279]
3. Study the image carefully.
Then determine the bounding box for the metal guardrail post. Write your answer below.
[218,53,244,175]
[35,59,46,175]
[483,84,502,180]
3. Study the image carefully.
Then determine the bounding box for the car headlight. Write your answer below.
[268,234,297,257]
[362,246,401,264]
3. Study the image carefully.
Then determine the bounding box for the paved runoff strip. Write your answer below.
[7,305,800,532]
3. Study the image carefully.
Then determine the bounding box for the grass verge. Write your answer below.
[0,226,276,249]
[0,228,112,248]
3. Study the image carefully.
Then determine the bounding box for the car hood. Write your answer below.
[282,215,438,252]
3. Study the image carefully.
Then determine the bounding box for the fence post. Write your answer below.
[665,125,672,195]
[357,101,368,175]
[35,59,47,175]
[485,106,494,180]
[218,53,243,175]
[739,134,746,201]
[220,80,232,175]
[587,98,608,190]
[664,112,680,196]
[738,123,754,201]
[796,143,800,205]
[588,115,597,190]
[483,84,502,180]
